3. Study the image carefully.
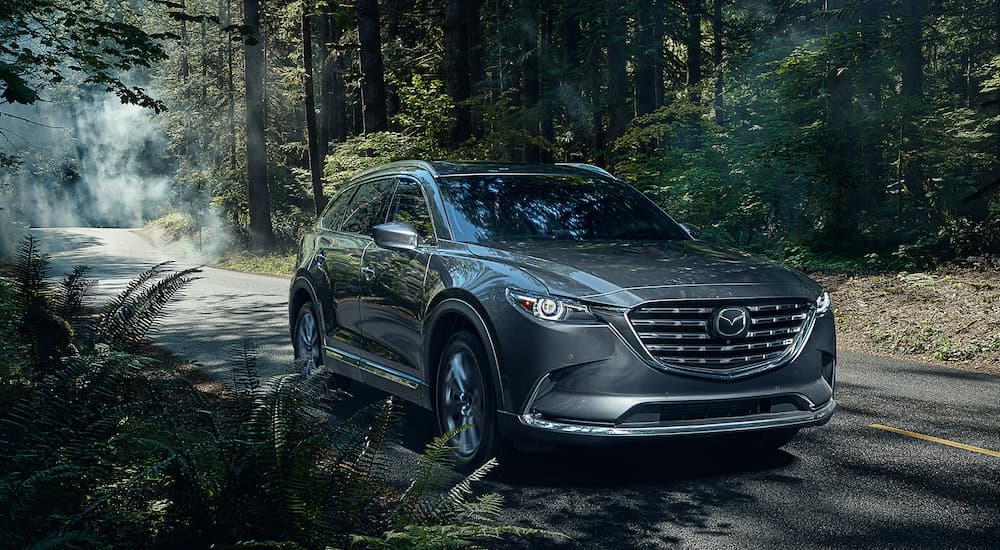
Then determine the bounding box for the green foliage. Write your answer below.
[95,261,202,351]
[147,212,200,241]
[323,132,434,190]
[0,237,542,548]
[0,0,170,112]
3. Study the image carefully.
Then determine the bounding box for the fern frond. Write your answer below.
[390,431,460,525]
[56,265,95,326]
[14,234,50,309]
[99,260,171,318]
[351,523,561,549]
[96,264,201,349]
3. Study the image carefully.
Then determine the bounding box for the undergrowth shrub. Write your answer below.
[0,235,549,549]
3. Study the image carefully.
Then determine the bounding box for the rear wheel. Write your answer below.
[435,330,507,472]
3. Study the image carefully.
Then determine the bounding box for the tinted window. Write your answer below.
[341,178,394,235]
[388,179,435,244]
[436,175,689,242]
[320,185,358,230]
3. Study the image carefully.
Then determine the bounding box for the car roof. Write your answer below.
[349,160,617,182]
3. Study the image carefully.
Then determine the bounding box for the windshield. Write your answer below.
[436,174,690,243]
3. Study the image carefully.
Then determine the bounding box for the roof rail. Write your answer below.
[554,163,616,179]
[350,160,439,181]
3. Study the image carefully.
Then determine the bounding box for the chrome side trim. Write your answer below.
[323,345,427,389]
[518,399,836,437]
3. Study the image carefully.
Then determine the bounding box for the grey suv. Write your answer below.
[289,161,836,470]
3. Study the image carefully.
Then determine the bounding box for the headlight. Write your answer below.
[815,291,831,315]
[506,288,595,322]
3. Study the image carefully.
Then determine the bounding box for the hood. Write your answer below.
[467,240,821,308]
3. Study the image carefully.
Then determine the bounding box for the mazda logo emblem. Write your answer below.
[713,307,750,338]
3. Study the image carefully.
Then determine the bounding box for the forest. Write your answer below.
[2,2,1000,548]
[0,0,997,268]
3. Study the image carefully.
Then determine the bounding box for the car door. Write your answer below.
[357,176,437,399]
[319,178,394,368]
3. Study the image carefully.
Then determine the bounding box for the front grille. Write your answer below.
[627,299,813,374]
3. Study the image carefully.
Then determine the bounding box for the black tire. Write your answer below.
[293,302,324,376]
[435,329,508,473]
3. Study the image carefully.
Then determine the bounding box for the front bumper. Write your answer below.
[486,292,838,444]
[498,398,835,445]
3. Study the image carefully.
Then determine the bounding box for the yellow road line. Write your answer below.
[869,424,1000,458]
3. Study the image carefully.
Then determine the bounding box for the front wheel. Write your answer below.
[293,302,323,375]
[435,330,507,472]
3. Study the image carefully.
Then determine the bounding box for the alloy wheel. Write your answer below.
[295,306,321,375]
[439,347,486,457]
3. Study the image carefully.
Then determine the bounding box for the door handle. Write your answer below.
[362,266,376,281]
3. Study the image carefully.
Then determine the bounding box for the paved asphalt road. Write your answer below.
[32,227,1000,549]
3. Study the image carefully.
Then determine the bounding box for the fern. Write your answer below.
[14,234,50,310]
[96,263,201,349]
[56,265,96,326]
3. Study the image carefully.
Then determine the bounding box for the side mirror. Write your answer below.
[679,223,701,239]
[373,222,419,251]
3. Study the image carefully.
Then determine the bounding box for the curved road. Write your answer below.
[32,227,1000,549]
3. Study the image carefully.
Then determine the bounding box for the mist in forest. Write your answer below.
[0,93,237,261]
[1,95,173,228]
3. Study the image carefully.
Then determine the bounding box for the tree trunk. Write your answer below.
[900,0,927,98]
[522,5,541,162]
[319,17,347,145]
[356,0,388,133]
[713,0,723,124]
[606,1,628,142]
[899,0,929,220]
[467,0,484,129]
[385,0,401,116]
[318,14,332,159]
[223,0,237,170]
[444,0,473,145]
[652,0,665,109]
[179,0,189,81]
[685,0,702,104]
[301,7,325,216]
[243,0,275,249]
[635,0,657,117]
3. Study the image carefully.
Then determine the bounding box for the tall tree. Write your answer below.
[223,0,237,170]
[635,0,658,116]
[301,4,325,216]
[712,0,723,124]
[243,0,275,249]
[685,0,702,104]
[900,0,928,99]
[318,15,347,152]
[521,4,541,162]
[444,0,473,145]
[606,1,628,142]
[356,0,388,133]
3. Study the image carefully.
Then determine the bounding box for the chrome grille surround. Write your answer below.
[625,299,816,379]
